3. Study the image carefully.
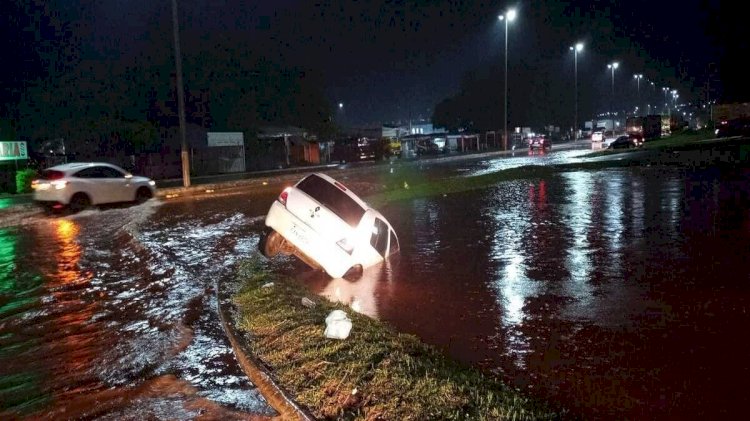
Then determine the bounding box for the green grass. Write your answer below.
[641,128,717,149]
[364,159,642,207]
[583,128,718,158]
[366,165,552,207]
[232,258,563,420]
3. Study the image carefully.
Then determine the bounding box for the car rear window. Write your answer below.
[296,174,366,227]
[39,170,65,180]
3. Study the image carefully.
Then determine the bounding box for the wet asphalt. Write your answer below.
[2,143,749,419]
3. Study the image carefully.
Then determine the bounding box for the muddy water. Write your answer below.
[305,166,750,419]
[0,194,277,419]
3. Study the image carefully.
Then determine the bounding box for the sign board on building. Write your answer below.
[207,132,244,147]
[0,141,28,161]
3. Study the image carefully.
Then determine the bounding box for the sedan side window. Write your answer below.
[370,218,388,257]
[100,167,125,178]
[74,167,101,178]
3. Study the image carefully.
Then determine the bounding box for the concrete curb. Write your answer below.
[216,277,315,421]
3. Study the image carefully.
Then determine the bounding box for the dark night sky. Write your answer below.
[4,0,744,127]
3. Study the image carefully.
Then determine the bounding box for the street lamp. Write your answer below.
[569,42,584,141]
[633,74,643,116]
[607,62,619,133]
[662,87,670,115]
[498,8,517,150]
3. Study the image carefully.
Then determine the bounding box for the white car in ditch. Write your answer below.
[260,173,399,278]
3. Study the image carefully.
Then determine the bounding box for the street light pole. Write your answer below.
[171,0,190,187]
[570,43,584,141]
[633,74,642,116]
[498,9,516,150]
[607,62,619,133]
[649,81,655,114]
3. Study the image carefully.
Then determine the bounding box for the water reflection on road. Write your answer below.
[306,166,750,419]
[0,197,276,419]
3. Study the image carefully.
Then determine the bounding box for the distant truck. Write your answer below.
[626,115,663,140]
[713,103,750,137]
[713,103,750,122]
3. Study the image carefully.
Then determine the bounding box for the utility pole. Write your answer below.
[171,0,190,187]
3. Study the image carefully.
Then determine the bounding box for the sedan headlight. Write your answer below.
[148,180,156,186]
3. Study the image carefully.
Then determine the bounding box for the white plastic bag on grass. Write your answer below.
[324,310,352,339]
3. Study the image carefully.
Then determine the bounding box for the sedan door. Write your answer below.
[74,166,130,204]
[98,166,133,202]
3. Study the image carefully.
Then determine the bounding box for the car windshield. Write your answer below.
[296,174,366,227]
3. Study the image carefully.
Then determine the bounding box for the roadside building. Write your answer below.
[256,126,327,169]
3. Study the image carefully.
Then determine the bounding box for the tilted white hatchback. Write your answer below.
[32,162,156,212]
[260,173,399,278]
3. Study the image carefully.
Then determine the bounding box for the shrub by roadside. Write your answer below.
[232,258,563,420]
[15,168,37,194]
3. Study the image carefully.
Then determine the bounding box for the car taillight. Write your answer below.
[52,180,68,190]
[278,187,291,206]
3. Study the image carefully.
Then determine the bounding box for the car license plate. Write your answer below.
[289,223,310,245]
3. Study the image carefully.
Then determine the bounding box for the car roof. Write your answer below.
[300,173,394,227]
[45,162,123,173]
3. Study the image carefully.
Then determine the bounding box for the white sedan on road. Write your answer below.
[260,173,399,278]
[32,162,156,212]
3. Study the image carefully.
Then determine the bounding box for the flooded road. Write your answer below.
[3,146,747,420]
[0,194,278,419]
[303,165,750,419]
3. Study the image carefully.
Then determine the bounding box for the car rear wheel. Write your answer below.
[135,187,153,203]
[69,193,91,213]
[259,230,285,257]
[343,264,363,280]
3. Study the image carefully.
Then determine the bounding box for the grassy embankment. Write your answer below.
[584,128,718,158]
[233,258,562,420]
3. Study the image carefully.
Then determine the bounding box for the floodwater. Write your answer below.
[0,193,278,419]
[304,165,750,419]
[4,147,748,420]
[0,147,579,419]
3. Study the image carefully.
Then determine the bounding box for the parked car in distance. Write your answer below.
[32,162,156,212]
[331,137,377,163]
[528,135,551,150]
[629,133,645,147]
[260,173,399,278]
[715,117,750,138]
[602,135,642,149]
[415,138,442,155]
